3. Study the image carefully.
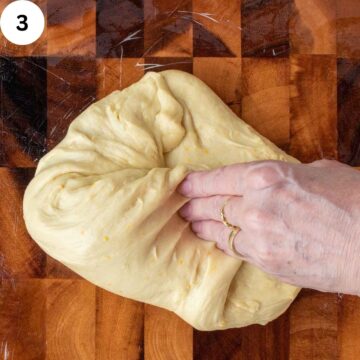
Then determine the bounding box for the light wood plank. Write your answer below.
[96,289,144,360]
[144,305,193,360]
[242,58,290,150]
[289,290,338,360]
[194,57,242,118]
[46,280,96,360]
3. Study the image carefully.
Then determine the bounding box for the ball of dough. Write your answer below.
[23,70,300,330]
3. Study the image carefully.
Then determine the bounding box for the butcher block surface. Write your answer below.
[0,0,360,359]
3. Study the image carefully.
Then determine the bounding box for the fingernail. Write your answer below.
[178,180,192,195]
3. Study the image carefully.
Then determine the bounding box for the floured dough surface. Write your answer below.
[23,70,300,330]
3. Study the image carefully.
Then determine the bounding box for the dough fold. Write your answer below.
[23,70,300,330]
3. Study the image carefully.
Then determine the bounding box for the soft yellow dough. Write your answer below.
[23,70,300,330]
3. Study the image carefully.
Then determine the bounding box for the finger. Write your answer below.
[177,163,249,197]
[179,195,244,228]
[177,161,287,198]
[191,220,251,259]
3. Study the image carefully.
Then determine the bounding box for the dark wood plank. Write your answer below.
[242,57,290,150]
[0,0,47,56]
[242,0,291,57]
[144,57,193,73]
[47,0,96,56]
[194,328,243,360]
[290,55,337,162]
[96,288,144,360]
[337,0,360,59]
[144,305,193,360]
[289,0,336,55]
[194,57,242,117]
[289,290,338,360]
[0,279,46,360]
[0,57,47,167]
[46,57,96,150]
[97,0,144,58]
[0,168,46,278]
[144,0,192,57]
[194,312,289,360]
[337,58,360,166]
[46,279,96,359]
[193,0,241,57]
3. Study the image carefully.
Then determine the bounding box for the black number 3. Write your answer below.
[16,15,28,31]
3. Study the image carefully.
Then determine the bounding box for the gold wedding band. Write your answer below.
[228,227,245,260]
[220,199,245,259]
[220,199,239,230]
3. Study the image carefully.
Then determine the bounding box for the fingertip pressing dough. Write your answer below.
[23,70,300,330]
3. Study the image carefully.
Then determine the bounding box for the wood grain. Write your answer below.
[144,305,193,360]
[337,58,360,166]
[290,55,337,162]
[337,0,360,58]
[144,0,192,57]
[338,295,360,360]
[0,0,47,56]
[96,289,144,360]
[193,0,241,57]
[0,168,45,278]
[47,0,96,56]
[241,58,290,150]
[242,0,291,57]
[46,280,96,360]
[290,0,336,55]
[289,290,338,360]
[0,279,46,360]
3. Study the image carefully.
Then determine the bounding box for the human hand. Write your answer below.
[177,159,360,295]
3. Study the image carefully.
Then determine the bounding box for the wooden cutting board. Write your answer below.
[0,0,360,359]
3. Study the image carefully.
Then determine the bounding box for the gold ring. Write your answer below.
[227,227,245,260]
[220,199,240,230]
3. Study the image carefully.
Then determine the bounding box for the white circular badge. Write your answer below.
[0,0,45,45]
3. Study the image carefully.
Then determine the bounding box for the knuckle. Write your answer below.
[246,163,284,189]
[272,185,297,203]
[311,159,337,168]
